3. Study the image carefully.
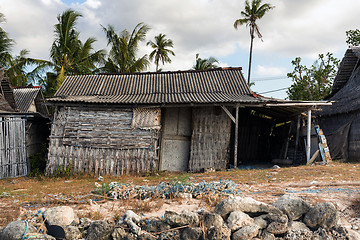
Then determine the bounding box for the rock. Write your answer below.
[226,211,253,231]
[64,225,82,240]
[164,210,199,227]
[204,212,224,229]
[265,213,288,235]
[232,225,260,240]
[206,226,231,240]
[138,233,157,240]
[0,220,36,240]
[272,194,311,221]
[283,230,314,240]
[288,221,311,232]
[147,219,170,233]
[86,220,112,240]
[313,227,332,240]
[259,230,275,240]
[77,217,92,231]
[253,215,268,229]
[214,196,282,217]
[118,210,141,235]
[158,230,181,240]
[181,227,203,240]
[43,206,78,227]
[303,203,338,229]
[111,227,127,240]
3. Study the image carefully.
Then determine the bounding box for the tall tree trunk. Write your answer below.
[247,35,254,85]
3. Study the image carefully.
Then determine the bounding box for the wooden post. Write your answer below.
[306,109,311,163]
[234,105,239,168]
[293,116,300,162]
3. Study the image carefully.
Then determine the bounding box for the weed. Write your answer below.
[93,182,112,196]
[55,159,73,178]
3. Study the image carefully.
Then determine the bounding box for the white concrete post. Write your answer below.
[306,109,312,163]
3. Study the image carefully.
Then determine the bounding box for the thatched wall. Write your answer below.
[188,107,231,171]
[47,106,160,175]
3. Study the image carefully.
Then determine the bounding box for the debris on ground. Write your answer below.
[94,180,242,200]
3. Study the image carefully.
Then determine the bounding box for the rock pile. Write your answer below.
[0,194,358,240]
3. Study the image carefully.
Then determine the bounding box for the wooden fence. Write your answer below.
[0,117,27,179]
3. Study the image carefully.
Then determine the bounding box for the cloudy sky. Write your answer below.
[0,0,357,98]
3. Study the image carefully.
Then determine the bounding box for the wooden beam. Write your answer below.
[234,105,239,168]
[221,105,236,123]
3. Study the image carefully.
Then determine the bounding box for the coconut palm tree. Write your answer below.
[50,9,105,87]
[192,54,219,70]
[0,13,14,68]
[102,23,150,73]
[234,0,274,85]
[147,33,175,72]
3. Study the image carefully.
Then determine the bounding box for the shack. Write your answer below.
[318,47,360,161]
[0,70,50,179]
[47,68,328,175]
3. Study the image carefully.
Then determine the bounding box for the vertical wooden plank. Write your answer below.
[234,105,239,168]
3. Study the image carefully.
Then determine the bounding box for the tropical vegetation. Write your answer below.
[287,53,340,101]
[192,54,219,70]
[102,23,150,73]
[234,0,274,85]
[147,33,175,72]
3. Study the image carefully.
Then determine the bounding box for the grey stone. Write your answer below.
[147,219,170,233]
[226,211,253,231]
[181,227,203,240]
[111,227,128,240]
[303,203,338,229]
[43,206,78,227]
[206,226,231,240]
[86,220,112,240]
[214,196,282,217]
[158,230,181,240]
[265,213,288,235]
[253,215,268,229]
[272,194,311,221]
[288,221,311,232]
[283,230,314,240]
[78,217,92,231]
[138,233,157,240]
[313,227,332,240]
[259,230,275,240]
[64,225,82,240]
[232,225,260,240]
[164,210,199,227]
[204,212,224,229]
[0,220,37,240]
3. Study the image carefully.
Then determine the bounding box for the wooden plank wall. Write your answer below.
[188,107,231,171]
[47,106,160,175]
[0,117,27,179]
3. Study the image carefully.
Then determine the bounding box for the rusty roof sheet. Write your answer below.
[49,68,262,105]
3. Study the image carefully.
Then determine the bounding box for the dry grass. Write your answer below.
[0,162,359,226]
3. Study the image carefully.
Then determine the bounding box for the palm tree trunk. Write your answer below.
[247,35,254,85]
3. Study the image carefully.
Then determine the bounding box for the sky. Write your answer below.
[0,0,358,99]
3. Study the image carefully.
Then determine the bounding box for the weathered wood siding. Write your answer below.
[47,107,160,175]
[189,107,231,171]
[0,117,27,179]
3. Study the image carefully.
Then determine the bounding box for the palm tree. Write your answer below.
[147,33,175,72]
[50,9,105,87]
[0,13,14,68]
[192,54,219,70]
[234,0,274,85]
[102,23,150,73]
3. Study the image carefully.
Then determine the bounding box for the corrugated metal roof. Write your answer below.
[50,68,261,104]
[13,87,49,115]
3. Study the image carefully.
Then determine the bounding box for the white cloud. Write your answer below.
[0,0,357,74]
[256,65,287,76]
